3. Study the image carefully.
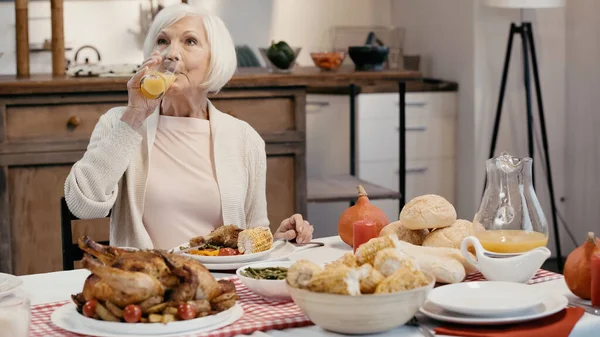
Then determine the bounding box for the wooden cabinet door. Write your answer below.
[7,165,109,275]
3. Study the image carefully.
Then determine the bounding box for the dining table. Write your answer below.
[17,236,599,337]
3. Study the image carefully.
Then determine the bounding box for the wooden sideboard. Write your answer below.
[0,66,422,275]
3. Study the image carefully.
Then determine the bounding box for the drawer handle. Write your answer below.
[396,167,428,174]
[67,116,81,128]
[306,101,330,107]
[396,126,428,132]
[396,102,428,107]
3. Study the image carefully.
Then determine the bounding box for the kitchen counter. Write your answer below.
[0,66,450,95]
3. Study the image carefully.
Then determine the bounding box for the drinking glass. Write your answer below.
[0,290,31,337]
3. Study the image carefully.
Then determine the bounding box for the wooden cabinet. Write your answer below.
[0,88,306,275]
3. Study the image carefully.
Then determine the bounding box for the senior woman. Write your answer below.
[64,3,313,250]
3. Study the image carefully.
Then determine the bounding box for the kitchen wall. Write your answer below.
[391,0,570,256]
[565,1,600,250]
[0,0,393,75]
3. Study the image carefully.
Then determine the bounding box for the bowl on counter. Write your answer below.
[287,272,435,334]
[258,47,301,73]
[310,50,346,71]
[236,261,294,301]
[348,45,389,71]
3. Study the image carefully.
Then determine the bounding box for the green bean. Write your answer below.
[241,267,288,280]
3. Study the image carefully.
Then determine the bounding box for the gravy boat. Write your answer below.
[460,236,551,283]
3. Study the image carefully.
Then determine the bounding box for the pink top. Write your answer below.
[143,115,223,249]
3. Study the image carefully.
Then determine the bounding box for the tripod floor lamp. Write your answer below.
[483,0,565,270]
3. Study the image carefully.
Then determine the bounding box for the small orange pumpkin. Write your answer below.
[337,185,389,247]
[564,232,600,300]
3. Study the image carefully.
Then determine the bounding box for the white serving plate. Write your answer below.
[173,240,287,264]
[203,242,297,270]
[236,261,294,301]
[420,293,568,325]
[51,302,243,337]
[0,273,23,298]
[427,281,546,316]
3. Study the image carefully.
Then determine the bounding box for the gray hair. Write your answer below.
[143,3,237,93]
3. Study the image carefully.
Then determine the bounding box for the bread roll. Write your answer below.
[422,219,474,250]
[414,254,466,284]
[400,194,456,230]
[379,220,429,245]
[395,240,478,275]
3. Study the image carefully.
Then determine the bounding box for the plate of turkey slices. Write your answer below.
[52,236,243,336]
[173,225,292,264]
[377,194,483,284]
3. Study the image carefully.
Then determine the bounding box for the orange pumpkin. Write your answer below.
[564,232,600,300]
[337,185,389,247]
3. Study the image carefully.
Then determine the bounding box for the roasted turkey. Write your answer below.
[73,237,237,311]
[189,224,242,248]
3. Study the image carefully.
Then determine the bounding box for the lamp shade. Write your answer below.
[483,0,564,8]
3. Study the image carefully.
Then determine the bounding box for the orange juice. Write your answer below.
[475,229,548,253]
[140,71,176,99]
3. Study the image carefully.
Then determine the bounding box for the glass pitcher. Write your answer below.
[473,152,549,254]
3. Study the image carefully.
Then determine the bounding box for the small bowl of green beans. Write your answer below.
[236,261,295,301]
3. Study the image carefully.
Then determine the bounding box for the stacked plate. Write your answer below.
[420,281,568,325]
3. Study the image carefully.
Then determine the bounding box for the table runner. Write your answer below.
[28,270,562,337]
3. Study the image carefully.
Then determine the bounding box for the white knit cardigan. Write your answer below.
[64,101,269,249]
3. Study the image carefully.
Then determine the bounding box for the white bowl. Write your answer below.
[287,273,435,335]
[236,261,294,301]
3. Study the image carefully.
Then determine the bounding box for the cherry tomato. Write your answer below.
[82,300,97,318]
[218,248,239,256]
[178,303,197,320]
[123,304,142,323]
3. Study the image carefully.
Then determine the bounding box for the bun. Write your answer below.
[422,219,474,249]
[399,194,456,230]
[379,220,429,245]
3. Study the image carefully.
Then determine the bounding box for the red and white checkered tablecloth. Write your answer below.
[28,270,563,337]
[29,276,313,337]
[464,268,563,284]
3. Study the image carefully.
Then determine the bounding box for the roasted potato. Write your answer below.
[149,314,163,323]
[147,303,168,314]
[139,296,163,314]
[189,300,211,313]
[162,314,176,324]
[104,300,124,319]
[95,302,120,322]
[163,306,179,316]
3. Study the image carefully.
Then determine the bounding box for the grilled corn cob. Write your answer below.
[373,247,419,277]
[325,253,358,269]
[357,263,385,294]
[355,234,400,265]
[286,260,322,289]
[307,266,361,295]
[237,227,273,254]
[374,267,431,294]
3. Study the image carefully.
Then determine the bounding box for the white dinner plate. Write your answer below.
[173,240,286,264]
[0,273,23,298]
[202,242,297,270]
[51,302,243,337]
[427,281,546,316]
[420,293,568,325]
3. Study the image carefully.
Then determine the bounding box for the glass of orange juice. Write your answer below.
[473,152,549,254]
[140,62,177,100]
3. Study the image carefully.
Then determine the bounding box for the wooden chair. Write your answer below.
[60,197,110,271]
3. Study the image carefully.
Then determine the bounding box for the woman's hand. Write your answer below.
[274,214,314,243]
[121,51,163,130]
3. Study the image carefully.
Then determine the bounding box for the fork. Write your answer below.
[407,316,436,337]
[567,301,600,316]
